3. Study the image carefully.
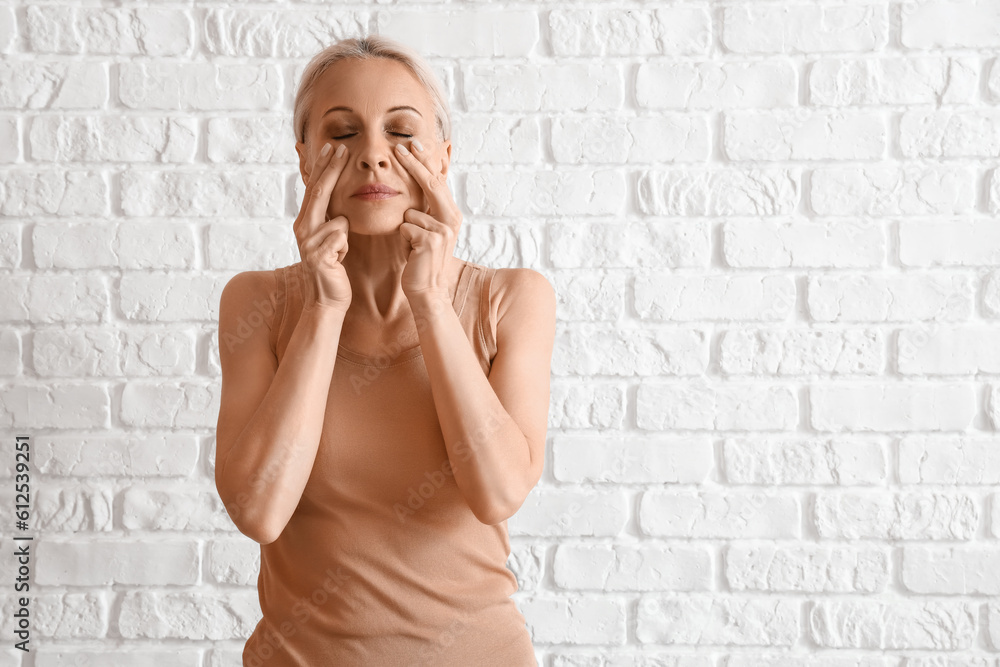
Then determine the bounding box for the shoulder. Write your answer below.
[491,267,556,330]
[219,269,280,329]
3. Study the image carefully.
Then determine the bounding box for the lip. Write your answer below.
[352,183,399,200]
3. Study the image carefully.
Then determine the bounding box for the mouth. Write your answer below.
[352,183,399,201]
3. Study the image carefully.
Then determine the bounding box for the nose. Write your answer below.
[354,133,393,171]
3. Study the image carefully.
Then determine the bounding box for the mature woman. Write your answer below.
[214,35,555,666]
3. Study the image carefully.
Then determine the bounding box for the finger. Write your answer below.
[394,141,457,221]
[301,215,349,258]
[304,143,349,237]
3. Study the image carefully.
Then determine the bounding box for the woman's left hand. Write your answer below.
[394,141,461,301]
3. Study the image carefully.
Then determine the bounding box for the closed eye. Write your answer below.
[332,132,413,140]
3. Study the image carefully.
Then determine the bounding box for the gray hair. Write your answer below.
[293,35,451,145]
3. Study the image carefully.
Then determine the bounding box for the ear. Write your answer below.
[438,140,451,178]
[296,141,311,187]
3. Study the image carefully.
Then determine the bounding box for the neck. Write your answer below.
[340,229,414,322]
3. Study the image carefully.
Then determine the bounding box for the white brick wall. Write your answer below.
[1,1,999,665]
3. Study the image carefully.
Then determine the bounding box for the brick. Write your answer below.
[466,169,625,216]
[727,544,889,592]
[518,596,626,645]
[640,490,801,538]
[550,8,710,56]
[206,116,297,164]
[548,381,624,430]
[0,329,19,375]
[0,223,18,268]
[35,592,110,638]
[728,658,893,667]
[637,380,798,431]
[554,543,712,591]
[902,0,1000,48]
[635,273,796,321]
[0,61,106,109]
[36,327,196,377]
[118,590,259,639]
[552,114,710,164]
[119,272,227,322]
[0,116,18,161]
[0,384,108,429]
[902,546,1000,594]
[208,537,260,586]
[901,436,1000,484]
[811,165,975,216]
[120,380,220,429]
[725,219,885,268]
[0,170,107,217]
[36,539,199,585]
[810,600,975,649]
[720,327,883,376]
[35,483,113,532]
[811,382,976,431]
[36,650,202,667]
[987,270,1000,318]
[507,489,628,537]
[807,274,971,322]
[900,220,1000,266]
[898,326,1000,374]
[552,434,713,484]
[724,437,887,484]
[25,6,192,54]
[121,487,236,532]
[637,60,796,109]
[31,115,196,163]
[638,168,799,216]
[119,62,280,110]
[449,115,542,165]
[0,6,13,53]
[636,595,798,645]
[203,8,366,58]
[35,433,198,476]
[553,326,708,376]
[379,10,538,57]
[550,221,709,269]
[900,109,1000,158]
[207,224,298,271]
[463,63,622,111]
[723,5,887,53]
[724,110,885,160]
[551,270,625,321]
[121,170,283,218]
[810,57,976,105]
[814,492,978,539]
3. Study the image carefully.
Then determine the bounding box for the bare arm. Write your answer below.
[410,268,555,525]
[214,271,347,545]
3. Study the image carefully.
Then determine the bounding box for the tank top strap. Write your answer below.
[272,263,304,365]
[268,265,285,356]
[478,265,498,366]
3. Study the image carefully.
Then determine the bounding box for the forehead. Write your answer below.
[309,58,433,121]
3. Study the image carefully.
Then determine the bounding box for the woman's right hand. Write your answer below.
[293,142,352,312]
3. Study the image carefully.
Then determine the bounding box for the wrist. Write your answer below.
[407,288,452,321]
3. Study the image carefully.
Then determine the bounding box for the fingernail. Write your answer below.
[335,143,346,158]
[396,143,410,156]
[321,142,331,156]
[412,139,423,152]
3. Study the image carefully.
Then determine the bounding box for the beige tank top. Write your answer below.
[243,258,537,667]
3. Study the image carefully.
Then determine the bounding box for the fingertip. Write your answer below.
[335,143,346,159]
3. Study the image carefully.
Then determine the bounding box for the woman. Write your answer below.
[214,35,555,666]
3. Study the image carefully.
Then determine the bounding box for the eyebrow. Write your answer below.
[321,105,423,120]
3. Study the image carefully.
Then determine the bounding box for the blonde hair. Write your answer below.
[293,35,451,145]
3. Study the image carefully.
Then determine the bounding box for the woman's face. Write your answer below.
[296,58,450,235]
